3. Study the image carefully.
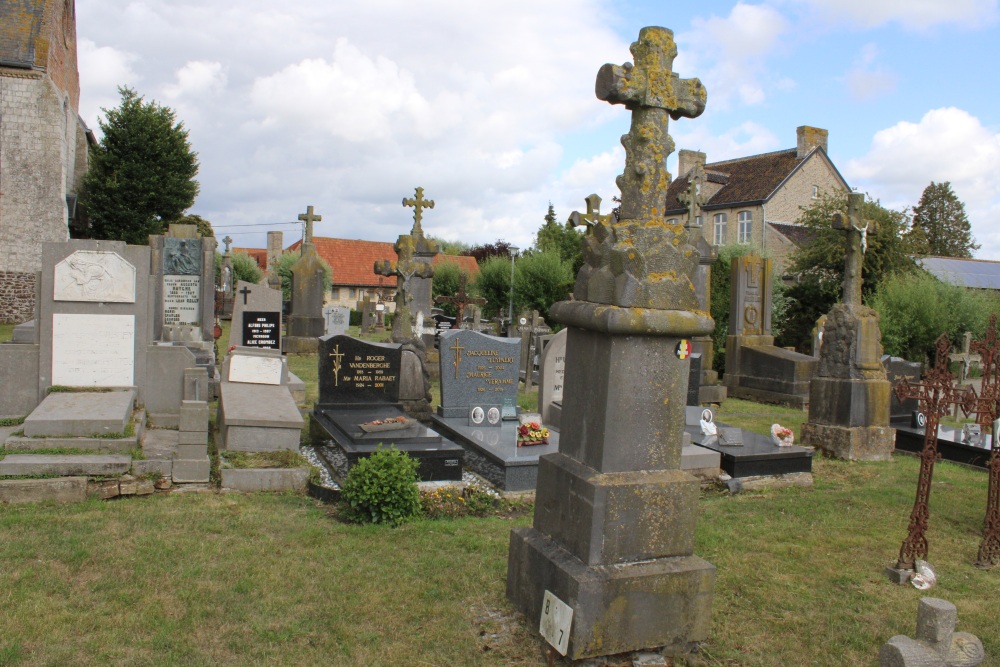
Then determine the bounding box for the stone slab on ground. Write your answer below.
[221,467,309,492]
[4,434,137,453]
[691,427,814,478]
[0,425,21,442]
[142,428,179,459]
[131,459,173,478]
[172,457,210,483]
[0,454,131,476]
[219,382,304,430]
[23,390,134,438]
[288,371,306,404]
[0,477,88,503]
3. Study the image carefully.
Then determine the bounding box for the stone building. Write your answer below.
[663,126,850,271]
[0,0,92,323]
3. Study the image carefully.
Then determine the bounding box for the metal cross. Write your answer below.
[831,192,870,308]
[434,274,486,329]
[298,205,322,245]
[239,285,252,305]
[893,333,976,570]
[450,337,465,380]
[569,194,612,234]
[402,187,435,236]
[222,235,233,253]
[329,344,344,387]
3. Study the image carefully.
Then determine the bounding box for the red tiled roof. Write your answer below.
[284,237,479,288]
[232,248,267,270]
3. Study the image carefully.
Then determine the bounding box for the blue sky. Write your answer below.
[76,1,1000,257]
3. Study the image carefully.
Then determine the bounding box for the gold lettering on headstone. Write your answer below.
[450,339,465,380]
[329,344,344,387]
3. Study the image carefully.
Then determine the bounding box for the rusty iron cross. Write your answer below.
[435,274,486,329]
[831,193,870,308]
[403,187,434,235]
[569,194,612,234]
[893,333,976,570]
[298,205,322,245]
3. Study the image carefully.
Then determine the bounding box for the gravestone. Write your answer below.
[284,206,326,353]
[879,598,984,667]
[687,353,702,406]
[518,311,550,390]
[218,347,304,453]
[724,254,817,407]
[266,231,283,291]
[430,329,558,490]
[228,281,282,351]
[359,296,376,335]
[884,356,923,422]
[507,28,715,660]
[801,193,895,460]
[323,304,350,336]
[310,335,464,481]
[538,328,567,429]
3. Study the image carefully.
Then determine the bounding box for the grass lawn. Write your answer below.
[0,323,14,343]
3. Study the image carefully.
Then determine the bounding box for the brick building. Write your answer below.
[0,0,92,322]
[664,125,849,271]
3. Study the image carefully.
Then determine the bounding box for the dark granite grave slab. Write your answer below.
[690,424,813,478]
[437,329,520,419]
[430,414,560,492]
[311,405,463,482]
[318,335,402,405]
[892,419,992,469]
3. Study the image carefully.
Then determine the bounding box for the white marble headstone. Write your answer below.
[228,355,283,385]
[162,275,201,326]
[53,251,136,303]
[52,313,135,386]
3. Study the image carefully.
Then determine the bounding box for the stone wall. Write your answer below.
[0,271,37,324]
[766,152,846,223]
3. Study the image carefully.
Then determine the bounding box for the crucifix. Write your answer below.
[892,334,975,571]
[402,187,434,236]
[831,192,870,308]
[569,193,612,234]
[961,314,1000,568]
[434,274,486,329]
[222,235,233,253]
[298,205,322,245]
[449,337,465,380]
[677,161,708,229]
[239,285,252,305]
[374,235,434,341]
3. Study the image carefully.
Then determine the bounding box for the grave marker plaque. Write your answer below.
[163,275,201,326]
[438,329,520,419]
[241,312,281,349]
[51,313,135,386]
[318,335,402,405]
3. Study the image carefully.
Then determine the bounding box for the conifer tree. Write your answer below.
[910,181,979,258]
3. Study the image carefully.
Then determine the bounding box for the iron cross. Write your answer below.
[298,205,322,245]
[403,187,434,235]
[434,274,486,329]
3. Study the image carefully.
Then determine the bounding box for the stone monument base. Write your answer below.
[282,335,319,354]
[507,527,715,660]
[801,422,895,461]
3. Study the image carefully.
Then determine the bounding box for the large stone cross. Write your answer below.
[677,161,708,229]
[222,235,233,253]
[435,274,486,328]
[596,26,706,221]
[569,193,612,234]
[832,192,869,308]
[403,187,434,236]
[298,205,322,245]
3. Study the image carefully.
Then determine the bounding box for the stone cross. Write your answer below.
[403,187,434,236]
[434,274,486,329]
[831,192,869,308]
[374,234,434,341]
[879,598,984,667]
[596,26,706,222]
[222,235,233,253]
[298,205,322,246]
[677,161,708,229]
[569,194,612,234]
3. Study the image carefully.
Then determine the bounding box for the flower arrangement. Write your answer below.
[771,423,794,447]
[517,421,550,446]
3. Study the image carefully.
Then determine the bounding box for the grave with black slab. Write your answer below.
[310,335,464,482]
[430,329,559,491]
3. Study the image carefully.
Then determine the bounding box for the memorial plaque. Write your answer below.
[438,329,520,419]
[229,281,282,350]
[52,313,135,386]
[163,237,202,275]
[242,311,281,349]
[318,335,402,405]
[163,275,201,326]
[228,355,283,385]
[53,250,136,303]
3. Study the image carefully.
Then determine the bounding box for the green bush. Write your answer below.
[341,446,421,526]
[475,255,516,321]
[513,250,573,322]
[432,261,474,318]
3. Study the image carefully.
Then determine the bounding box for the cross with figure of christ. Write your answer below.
[569,193,612,234]
[298,205,322,245]
[831,192,871,308]
[435,274,486,329]
[402,187,434,236]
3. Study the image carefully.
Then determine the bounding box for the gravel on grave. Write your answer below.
[301,444,500,497]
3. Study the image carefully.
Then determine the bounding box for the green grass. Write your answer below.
[0,323,13,343]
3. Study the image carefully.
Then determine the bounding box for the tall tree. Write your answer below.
[467,240,515,264]
[80,86,200,245]
[909,181,979,258]
[534,202,584,276]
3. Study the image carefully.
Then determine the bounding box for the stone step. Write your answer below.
[0,454,131,477]
[23,390,134,438]
[4,435,137,453]
[0,477,87,504]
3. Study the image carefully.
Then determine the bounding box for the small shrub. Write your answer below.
[341,446,421,526]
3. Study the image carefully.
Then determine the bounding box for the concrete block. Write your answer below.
[0,343,40,417]
[0,477,88,504]
[0,454,131,476]
[221,467,309,492]
[226,425,301,452]
[287,371,306,404]
[175,444,207,459]
[179,401,209,432]
[131,459,172,478]
[172,457,210,483]
[144,344,196,421]
[4,434,137,453]
[23,390,134,438]
[177,430,208,445]
[682,444,720,471]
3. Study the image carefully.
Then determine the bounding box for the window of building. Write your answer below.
[667,218,678,225]
[812,185,819,199]
[738,211,753,244]
[330,287,340,300]
[713,213,727,245]
[349,287,357,299]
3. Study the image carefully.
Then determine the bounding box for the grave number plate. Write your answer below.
[539,590,573,656]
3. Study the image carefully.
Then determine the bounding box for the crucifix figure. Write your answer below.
[222,235,233,253]
[402,187,434,236]
[893,334,975,571]
[677,161,708,229]
[435,274,487,329]
[298,205,322,245]
[239,285,252,305]
[374,235,434,341]
[831,192,870,308]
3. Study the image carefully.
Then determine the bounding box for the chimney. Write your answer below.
[796,126,828,158]
[677,150,706,178]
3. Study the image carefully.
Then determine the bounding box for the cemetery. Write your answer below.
[1,10,999,667]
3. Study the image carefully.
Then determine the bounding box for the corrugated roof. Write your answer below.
[665,148,803,214]
[919,256,1000,290]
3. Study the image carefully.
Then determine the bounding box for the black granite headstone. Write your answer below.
[318,335,402,405]
[883,355,923,420]
[241,311,281,349]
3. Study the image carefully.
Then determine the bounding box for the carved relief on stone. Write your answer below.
[163,238,202,276]
[53,250,136,303]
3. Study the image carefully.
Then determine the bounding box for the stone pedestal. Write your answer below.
[284,242,325,351]
[507,303,716,659]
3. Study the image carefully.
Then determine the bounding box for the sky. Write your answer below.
[75,0,1000,258]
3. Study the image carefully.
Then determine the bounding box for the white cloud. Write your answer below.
[163,61,227,99]
[793,0,997,29]
[846,107,1000,258]
[844,43,896,100]
[76,40,140,128]
[672,121,782,165]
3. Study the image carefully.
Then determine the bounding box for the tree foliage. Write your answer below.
[467,240,516,264]
[909,181,979,258]
[427,237,470,256]
[474,255,517,321]
[513,250,574,322]
[213,251,263,287]
[534,203,584,277]
[176,213,214,238]
[80,86,200,245]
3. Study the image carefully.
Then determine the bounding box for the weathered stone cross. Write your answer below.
[222,235,233,253]
[596,26,706,222]
[374,234,435,340]
[402,187,434,236]
[832,192,870,308]
[298,205,322,245]
[434,274,487,329]
[677,161,708,228]
[569,194,612,233]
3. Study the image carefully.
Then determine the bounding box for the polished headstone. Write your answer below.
[229,281,282,351]
[318,335,402,405]
[437,329,520,419]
